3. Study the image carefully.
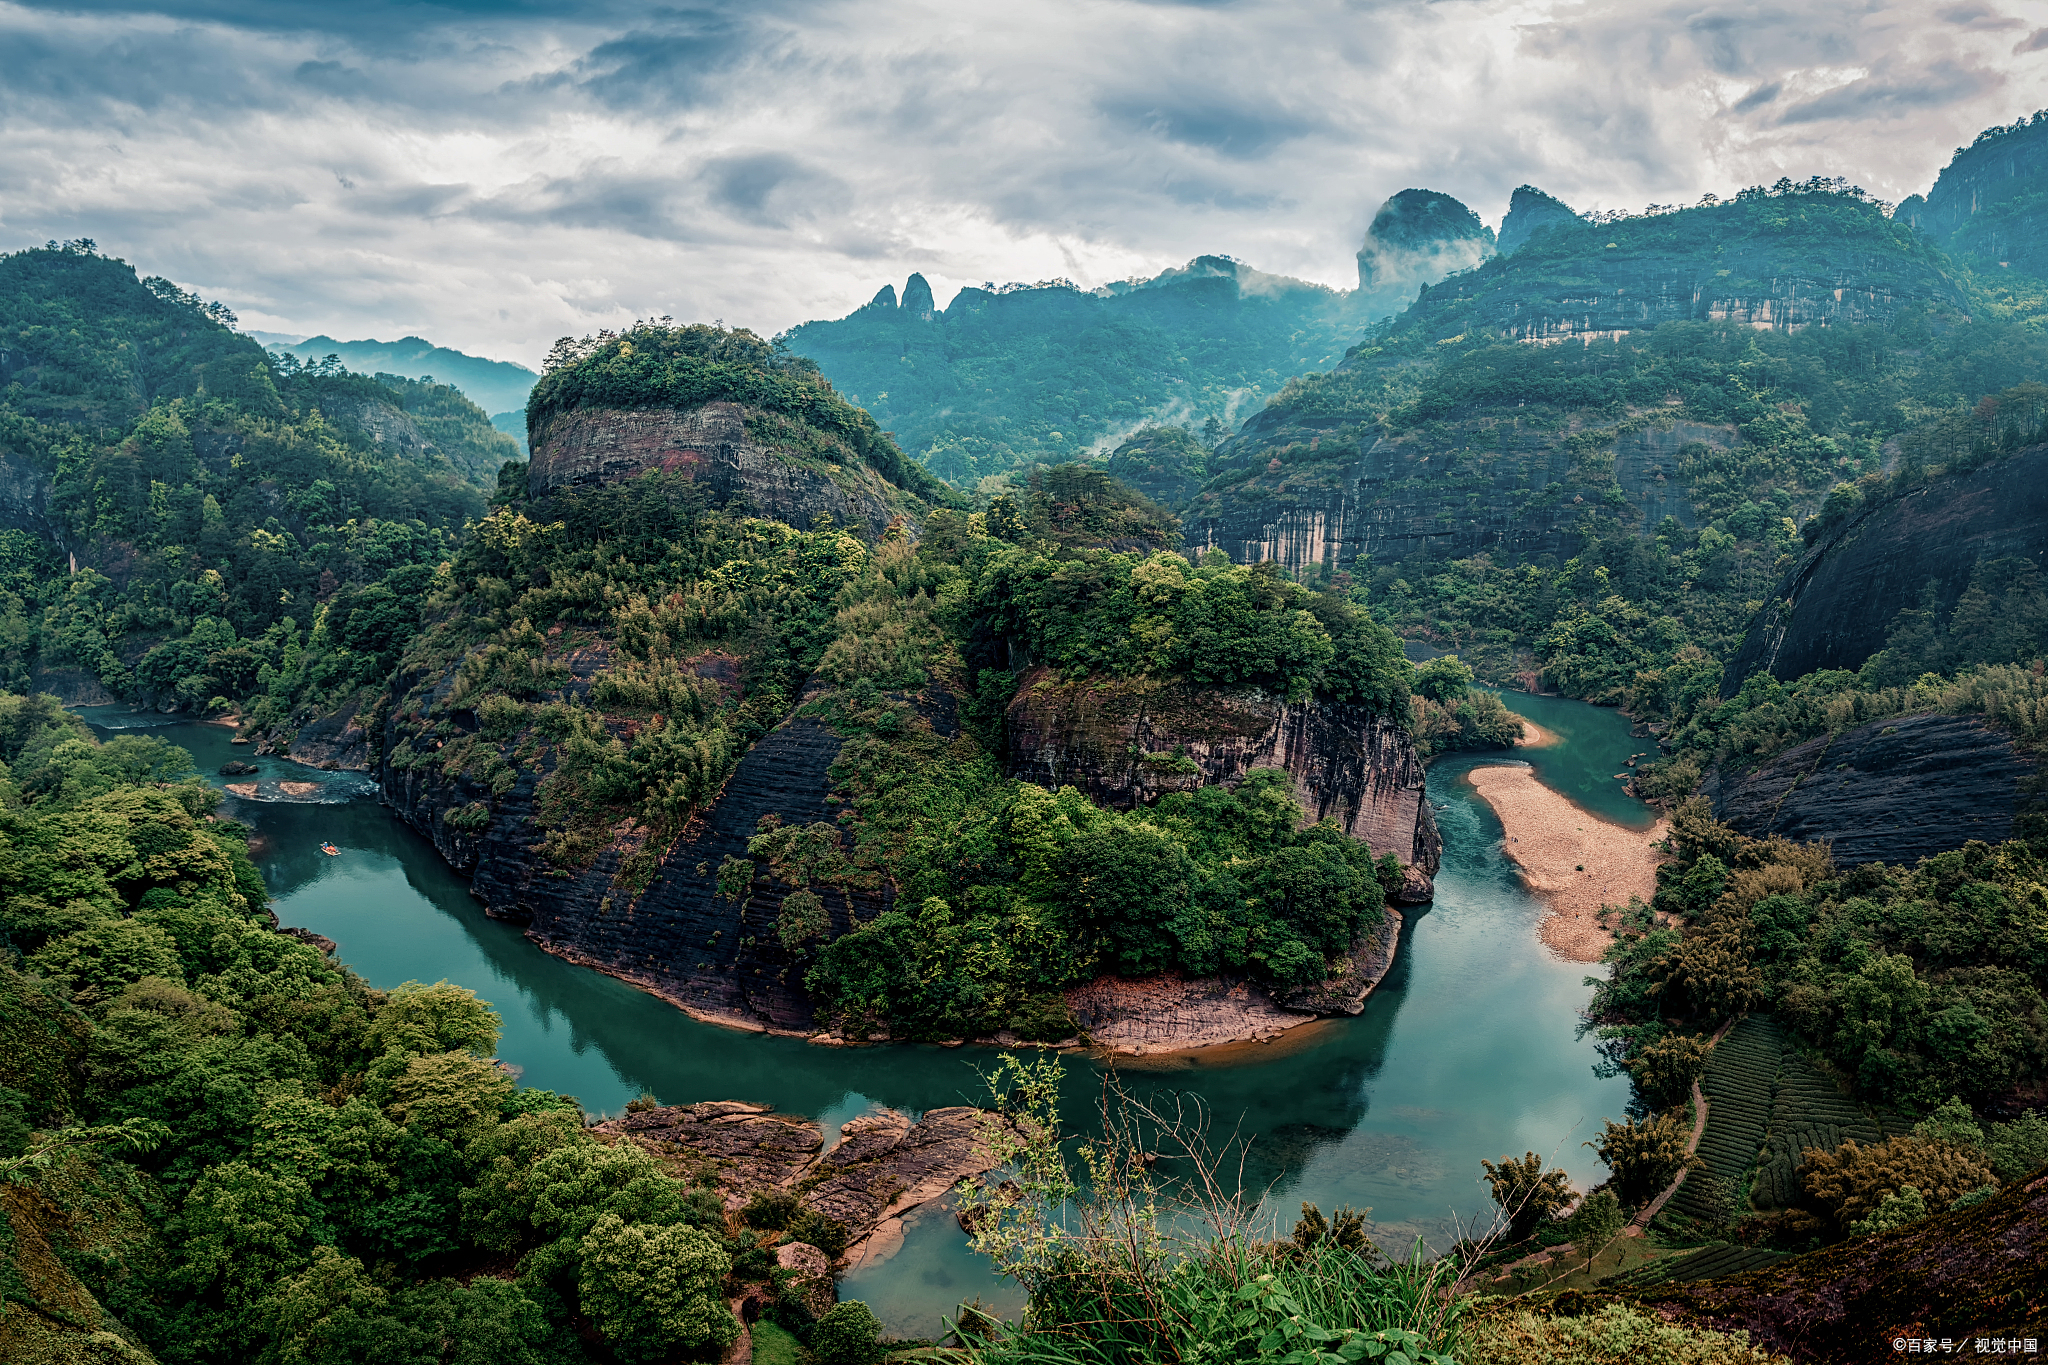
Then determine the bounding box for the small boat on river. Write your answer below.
[320,843,341,856]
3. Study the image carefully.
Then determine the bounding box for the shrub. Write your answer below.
[808,1300,885,1365]
[741,1189,800,1231]
[1290,1202,1371,1255]
[1800,1136,1997,1230]
[788,1208,849,1258]
[1563,1189,1625,1269]
[1591,1113,1695,1207]
[1987,1110,2048,1183]
[1630,1034,1713,1111]
[1849,1183,1928,1237]
[577,1213,737,1362]
[1464,1301,1786,1364]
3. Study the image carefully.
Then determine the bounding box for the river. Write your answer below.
[82,692,1643,1337]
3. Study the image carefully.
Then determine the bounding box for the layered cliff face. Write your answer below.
[1390,192,1961,344]
[1725,444,2048,687]
[1005,668,1442,882]
[527,399,919,538]
[1700,712,2038,866]
[1187,413,1711,572]
[381,693,877,1034]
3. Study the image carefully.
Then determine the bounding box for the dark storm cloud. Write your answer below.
[1777,59,2005,124]
[572,9,761,110]
[1098,93,1326,160]
[2,0,2044,366]
[1731,80,1784,112]
[701,152,852,229]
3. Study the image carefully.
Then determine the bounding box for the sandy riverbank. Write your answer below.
[1465,764,1667,963]
[1513,718,1557,748]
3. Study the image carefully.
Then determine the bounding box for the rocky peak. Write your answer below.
[1496,184,1578,256]
[865,283,897,310]
[1354,188,1495,298]
[901,272,936,320]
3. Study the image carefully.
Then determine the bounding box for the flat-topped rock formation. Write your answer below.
[594,1100,1014,1261]
[527,399,914,538]
[1005,668,1442,883]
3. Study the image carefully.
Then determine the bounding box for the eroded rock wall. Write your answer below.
[1190,416,1712,573]
[527,401,910,538]
[1726,444,2048,688]
[1700,712,2038,866]
[380,699,881,1034]
[1004,668,1441,877]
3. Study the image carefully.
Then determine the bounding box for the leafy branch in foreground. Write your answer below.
[952,1054,1477,1364]
[0,1117,169,1184]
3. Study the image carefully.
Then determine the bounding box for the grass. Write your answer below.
[751,1319,803,1365]
[1484,1233,1671,1294]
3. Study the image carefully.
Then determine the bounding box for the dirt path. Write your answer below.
[1465,764,1668,963]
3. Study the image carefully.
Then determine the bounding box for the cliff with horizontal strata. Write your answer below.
[1005,668,1441,885]
[527,400,922,539]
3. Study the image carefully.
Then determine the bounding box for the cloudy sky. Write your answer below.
[5,0,2047,367]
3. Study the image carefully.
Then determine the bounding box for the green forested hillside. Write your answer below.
[0,693,781,1364]
[0,242,513,723]
[783,263,1359,488]
[1189,185,2048,726]
[385,447,1422,1039]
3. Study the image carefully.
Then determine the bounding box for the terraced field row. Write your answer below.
[1609,1241,1789,1286]
[1751,1049,1889,1210]
[1664,1015,1907,1223]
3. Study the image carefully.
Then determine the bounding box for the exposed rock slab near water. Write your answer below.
[593,1100,1014,1261]
[1067,911,1402,1054]
[1701,712,2037,866]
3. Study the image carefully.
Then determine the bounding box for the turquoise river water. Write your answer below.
[82,692,1647,1336]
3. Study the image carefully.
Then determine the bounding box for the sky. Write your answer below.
[4,0,2048,369]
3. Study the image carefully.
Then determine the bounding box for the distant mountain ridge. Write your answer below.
[784,188,1499,485]
[1900,111,2048,281]
[258,332,538,431]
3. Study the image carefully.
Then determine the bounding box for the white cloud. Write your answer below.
[2,0,2045,368]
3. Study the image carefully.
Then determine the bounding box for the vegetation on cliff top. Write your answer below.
[0,693,865,1364]
[525,321,953,505]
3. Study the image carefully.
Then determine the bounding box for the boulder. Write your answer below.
[774,1242,838,1318]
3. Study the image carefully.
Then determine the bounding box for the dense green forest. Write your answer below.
[0,242,514,731]
[0,692,902,1364]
